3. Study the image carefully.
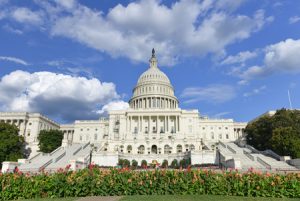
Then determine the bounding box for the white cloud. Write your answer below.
[289,16,300,24]
[237,38,300,81]
[181,84,236,104]
[2,24,23,34]
[213,111,231,118]
[11,7,44,25]
[243,85,266,97]
[0,56,28,65]
[31,0,271,66]
[221,50,257,66]
[0,70,122,122]
[97,101,129,116]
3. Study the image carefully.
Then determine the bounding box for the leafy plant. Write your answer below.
[161,160,168,168]
[171,159,178,169]
[0,122,25,168]
[0,168,299,200]
[141,160,147,168]
[131,160,138,169]
[38,130,63,153]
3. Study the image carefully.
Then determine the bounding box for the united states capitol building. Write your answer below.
[1,50,298,172]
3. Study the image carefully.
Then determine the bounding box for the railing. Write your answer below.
[227,145,236,154]
[55,151,66,162]
[257,157,271,170]
[83,142,90,149]
[219,141,226,148]
[262,149,281,161]
[73,146,82,156]
[39,159,53,171]
[243,150,254,161]
[50,147,62,156]
[29,153,41,162]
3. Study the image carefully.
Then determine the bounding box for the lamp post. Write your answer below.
[89,143,94,165]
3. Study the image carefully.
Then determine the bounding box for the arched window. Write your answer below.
[127,145,132,153]
[176,144,182,153]
[164,145,172,154]
[190,144,195,151]
[138,145,145,154]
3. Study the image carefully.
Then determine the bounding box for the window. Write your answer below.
[211,133,214,139]
[94,134,97,140]
[219,134,222,139]
[189,125,192,133]
[226,134,229,139]
[29,122,32,126]
[134,127,138,134]
[80,136,82,141]
[225,127,228,130]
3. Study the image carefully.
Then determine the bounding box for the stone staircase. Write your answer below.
[18,143,92,173]
[219,142,298,171]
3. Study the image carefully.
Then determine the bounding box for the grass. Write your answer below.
[19,195,300,201]
[120,195,300,201]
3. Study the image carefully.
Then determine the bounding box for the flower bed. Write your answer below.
[0,167,299,200]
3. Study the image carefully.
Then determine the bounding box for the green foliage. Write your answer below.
[246,109,300,158]
[38,130,63,153]
[0,169,299,200]
[161,160,168,168]
[141,160,147,168]
[118,159,124,166]
[131,160,138,169]
[0,122,25,167]
[171,159,178,169]
[123,159,130,168]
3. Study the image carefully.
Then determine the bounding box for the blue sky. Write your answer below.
[0,0,299,123]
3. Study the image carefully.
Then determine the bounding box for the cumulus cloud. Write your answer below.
[220,50,257,66]
[0,70,122,122]
[243,85,266,97]
[8,0,270,66]
[289,16,300,24]
[181,84,236,104]
[241,38,300,81]
[97,101,129,116]
[11,7,44,25]
[0,56,28,65]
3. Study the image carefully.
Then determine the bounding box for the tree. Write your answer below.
[0,122,25,167]
[38,130,63,153]
[245,109,300,158]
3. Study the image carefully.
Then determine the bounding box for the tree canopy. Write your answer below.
[38,130,64,153]
[0,122,25,166]
[245,109,300,158]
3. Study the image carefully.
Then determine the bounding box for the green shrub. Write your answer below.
[171,159,178,168]
[131,160,138,169]
[161,160,168,168]
[123,159,130,167]
[141,160,147,168]
[118,159,124,167]
[0,168,299,200]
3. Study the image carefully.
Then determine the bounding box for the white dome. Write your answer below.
[129,49,178,110]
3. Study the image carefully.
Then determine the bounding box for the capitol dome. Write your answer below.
[129,49,178,110]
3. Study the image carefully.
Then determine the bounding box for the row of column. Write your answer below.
[126,115,180,134]
[0,119,27,136]
[131,97,177,109]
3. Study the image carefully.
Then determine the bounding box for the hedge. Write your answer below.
[0,167,299,200]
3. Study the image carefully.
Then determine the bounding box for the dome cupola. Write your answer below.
[129,49,178,110]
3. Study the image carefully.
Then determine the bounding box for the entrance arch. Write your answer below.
[151,145,157,154]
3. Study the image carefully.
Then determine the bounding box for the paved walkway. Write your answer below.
[77,196,122,201]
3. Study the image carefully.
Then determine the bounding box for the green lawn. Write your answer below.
[120,195,300,201]
[19,195,300,201]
